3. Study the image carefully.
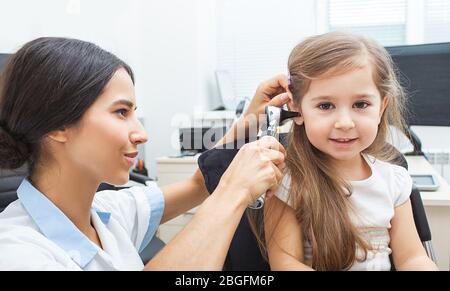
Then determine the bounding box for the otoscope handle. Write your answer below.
[247,106,298,210]
[248,127,277,210]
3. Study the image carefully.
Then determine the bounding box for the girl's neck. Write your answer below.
[330,153,372,181]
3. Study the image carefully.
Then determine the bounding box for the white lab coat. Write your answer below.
[0,179,164,270]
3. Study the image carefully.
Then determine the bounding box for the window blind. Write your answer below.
[328,0,407,46]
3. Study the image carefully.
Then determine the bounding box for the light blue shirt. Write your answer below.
[0,178,165,270]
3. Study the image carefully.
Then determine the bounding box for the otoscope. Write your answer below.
[248,105,300,209]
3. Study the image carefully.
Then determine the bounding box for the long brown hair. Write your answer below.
[250,32,408,270]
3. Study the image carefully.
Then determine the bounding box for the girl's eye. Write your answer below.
[354,101,369,109]
[116,108,129,117]
[318,103,334,110]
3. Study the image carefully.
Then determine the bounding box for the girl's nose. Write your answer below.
[334,113,355,130]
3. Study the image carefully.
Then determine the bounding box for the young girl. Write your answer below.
[262,32,438,271]
[0,37,288,270]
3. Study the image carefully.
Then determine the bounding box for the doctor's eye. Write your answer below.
[353,101,370,109]
[318,102,334,110]
[115,108,129,117]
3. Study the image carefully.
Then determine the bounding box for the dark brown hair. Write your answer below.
[0,37,133,173]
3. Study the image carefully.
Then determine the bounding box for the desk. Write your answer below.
[193,110,236,128]
[155,155,199,187]
[155,155,450,270]
[406,155,450,270]
[156,155,199,243]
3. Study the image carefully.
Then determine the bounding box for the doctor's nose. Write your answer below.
[130,132,148,145]
[334,112,355,131]
[130,122,148,145]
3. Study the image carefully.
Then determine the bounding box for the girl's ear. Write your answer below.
[288,99,304,126]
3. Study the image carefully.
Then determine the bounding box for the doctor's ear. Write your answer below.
[47,128,68,143]
[287,99,304,126]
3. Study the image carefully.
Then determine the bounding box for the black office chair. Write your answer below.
[0,166,27,213]
[198,133,436,270]
[0,168,164,264]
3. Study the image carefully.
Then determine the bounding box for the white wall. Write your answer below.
[0,0,141,58]
[0,0,217,177]
[138,0,219,177]
[1,0,448,181]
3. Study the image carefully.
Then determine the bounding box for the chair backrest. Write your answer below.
[0,166,27,212]
[198,133,434,270]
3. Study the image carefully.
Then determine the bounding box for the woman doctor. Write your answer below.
[0,37,290,270]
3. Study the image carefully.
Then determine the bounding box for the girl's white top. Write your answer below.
[275,154,412,271]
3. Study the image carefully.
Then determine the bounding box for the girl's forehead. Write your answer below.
[306,66,377,94]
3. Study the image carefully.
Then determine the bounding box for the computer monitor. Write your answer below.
[215,70,238,110]
[179,126,227,154]
[386,42,450,127]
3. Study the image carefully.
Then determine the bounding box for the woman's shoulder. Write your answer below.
[0,200,48,242]
[0,199,37,230]
[0,206,72,270]
[0,230,74,270]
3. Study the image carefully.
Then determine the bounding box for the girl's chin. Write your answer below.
[325,151,361,162]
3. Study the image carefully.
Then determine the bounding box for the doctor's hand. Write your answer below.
[244,74,291,120]
[216,74,291,146]
[217,136,286,205]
